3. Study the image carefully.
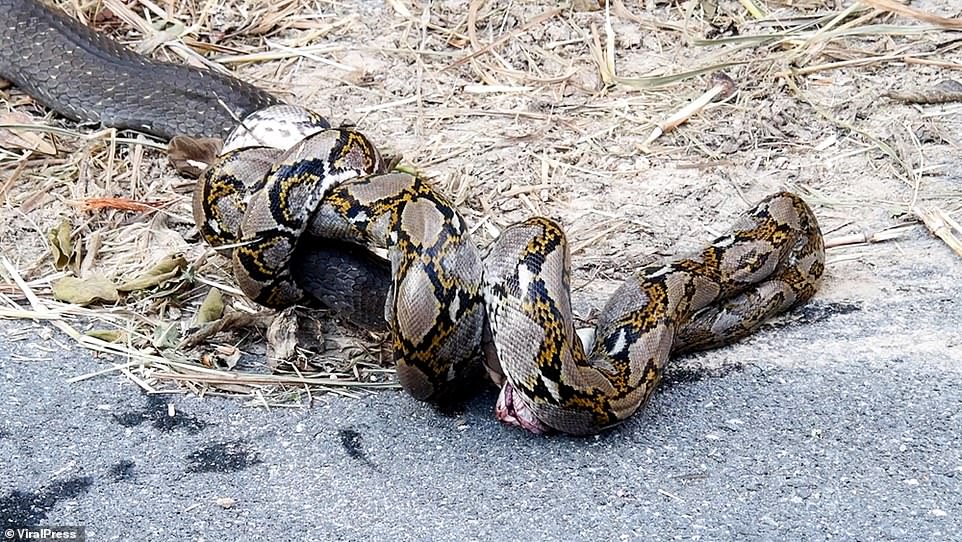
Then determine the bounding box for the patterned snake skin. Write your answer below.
[193,110,487,401]
[482,198,824,434]
[4,1,826,434]
[194,109,825,434]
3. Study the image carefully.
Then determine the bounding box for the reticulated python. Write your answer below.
[2,0,826,435]
[194,106,825,435]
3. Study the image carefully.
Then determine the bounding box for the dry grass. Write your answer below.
[1,0,960,401]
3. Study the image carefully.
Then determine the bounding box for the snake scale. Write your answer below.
[2,0,825,435]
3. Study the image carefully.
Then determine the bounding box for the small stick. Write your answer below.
[642,72,737,148]
[824,224,915,249]
[860,0,962,30]
[886,79,962,105]
[914,207,962,258]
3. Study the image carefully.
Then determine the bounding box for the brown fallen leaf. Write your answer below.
[182,310,275,349]
[195,287,225,325]
[52,274,120,305]
[0,111,57,155]
[117,254,188,292]
[47,220,75,271]
[266,307,299,369]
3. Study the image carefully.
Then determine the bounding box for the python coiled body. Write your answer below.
[3,0,827,435]
[482,196,824,435]
[193,108,824,434]
[192,114,487,401]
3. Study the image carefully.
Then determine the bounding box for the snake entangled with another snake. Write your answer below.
[0,0,825,435]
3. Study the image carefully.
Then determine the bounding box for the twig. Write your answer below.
[824,224,917,249]
[642,72,737,148]
[859,0,962,30]
[914,207,962,257]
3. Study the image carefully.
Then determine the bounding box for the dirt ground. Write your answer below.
[0,0,959,395]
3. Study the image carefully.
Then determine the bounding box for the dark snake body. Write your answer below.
[0,0,279,139]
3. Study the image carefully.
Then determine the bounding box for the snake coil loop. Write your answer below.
[195,106,825,435]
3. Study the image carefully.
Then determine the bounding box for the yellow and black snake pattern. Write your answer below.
[482,196,824,435]
[194,125,385,307]
[193,105,825,435]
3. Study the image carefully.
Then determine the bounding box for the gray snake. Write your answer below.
[0,0,284,139]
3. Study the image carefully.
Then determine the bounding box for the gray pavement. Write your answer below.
[1,239,961,541]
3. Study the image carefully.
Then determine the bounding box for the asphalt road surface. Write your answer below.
[1,240,960,541]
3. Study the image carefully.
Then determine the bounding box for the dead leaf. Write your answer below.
[168,135,223,178]
[47,220,75,270]
[0,111,57,155]
[152,322,180,349]
[86,329,127,342]
[52,274,120,305]
[266,307,299,369]
[195,288,225,325]
[182,310,275,348]
[118,254,188,292]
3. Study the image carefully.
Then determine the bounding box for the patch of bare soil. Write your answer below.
[0,0,959,399]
